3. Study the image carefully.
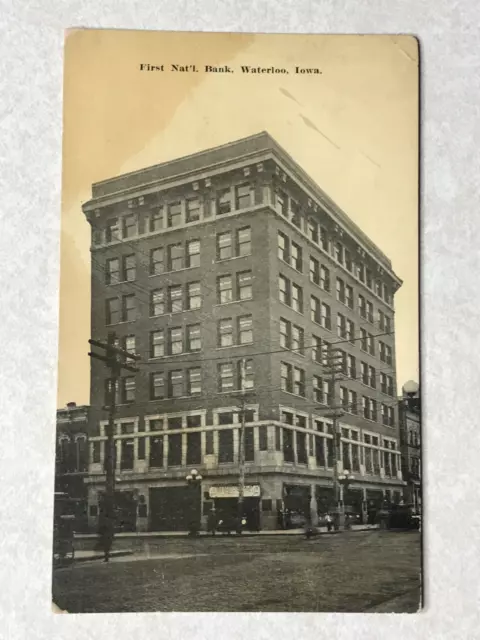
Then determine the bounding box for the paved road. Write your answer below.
[52,530,421,613]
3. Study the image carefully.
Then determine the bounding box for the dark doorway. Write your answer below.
[149,485,201,531]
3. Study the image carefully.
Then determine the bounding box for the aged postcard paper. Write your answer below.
[53,30,420,613]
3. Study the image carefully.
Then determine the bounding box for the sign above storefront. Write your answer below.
[209,485,261,499]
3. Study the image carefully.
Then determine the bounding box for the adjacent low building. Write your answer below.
[398,381,421,512]
[54,403,90,532]
[82,131,406,532]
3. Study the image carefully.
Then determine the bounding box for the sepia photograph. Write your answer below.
[52,30,421,613]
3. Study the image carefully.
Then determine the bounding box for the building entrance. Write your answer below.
[149,485,201,532]
[214,497,260,531]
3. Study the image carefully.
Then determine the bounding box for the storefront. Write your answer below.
[207,485,261,531]
[149,485,201,531]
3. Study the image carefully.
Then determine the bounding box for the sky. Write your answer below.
[58,31,419,408]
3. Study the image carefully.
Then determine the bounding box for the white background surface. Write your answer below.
[0,1,479,638]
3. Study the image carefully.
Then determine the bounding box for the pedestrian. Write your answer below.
[208,509,217,537]
[98,515,114,563]
[325,513,333,532]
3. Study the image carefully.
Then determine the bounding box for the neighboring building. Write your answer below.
[82,131,405,532]
[398,381,421,512]
[55,402,90,532]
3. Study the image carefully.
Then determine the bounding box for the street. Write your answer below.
[52,530,421,613]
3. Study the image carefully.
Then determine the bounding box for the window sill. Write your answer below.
[278,300,304,317]
[216,342,254,351]
[280,389,307,400]
[216,253,252,264]
[149,351,202,361]
[311,319,332,332]
[278,257,304,276]
[310,280,331,296]
[105,320,135,327]
[215,297,253,308]
[148,265,199,278]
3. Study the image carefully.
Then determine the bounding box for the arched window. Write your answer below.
[58,435,71,473]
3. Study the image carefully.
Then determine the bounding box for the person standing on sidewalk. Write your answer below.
[325,513,333,532]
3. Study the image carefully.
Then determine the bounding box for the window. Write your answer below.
[218,363,234,392]
[106,258,120,285]
[283,428,294,462]
[106,218,119,243]
[320,227,329,252]
[296,432,307,463]
[346,319,355,344]
[321,303,331,330]
[259,425,268,451]
[275,189,288,217]
[186,431,201,465]
[320,265,330,291]
[312,335,322,363]
[169,285,183,313]
[275,425,282,451]
[120,438,134,470]
[310,256,320,285]
[150,330,165,358]
[217,188,232,215]
[180,414,199,429]
[169,370,184,398]
[123,255,136,282]
[239,359,254,390]
[122,295,135,322]
[123,214,136,238]
[281,362,293,393]
[357,264,365,283]
[106,297,120,325]
[187,282,201,310]
[218,232,232,260]
[348,390,357,414]
[218,430,234,463]
[168,243,183,271]
[167,201,182,227]
[186,198,200,223]
[291,282,303,312]
[368,333,375,356]
[149,418,164,432]
[281,411,294,425]
[345,285,353,309]
[238,315,253,344]
[237,271,252,300]
[383,284,391,305]
[186,240,200,268]
[218,275,233,304]
[358,296,367,322]
[169,327,183,355]
[385,316,392,334]
[336,278,346,304]
[279,275,289,305]
[291,325,304,355]
[245,427,255,461]
[335,242,344,264]
[340,386,348,409]
[361,362,369,385]
[235,184,252,209]
[347,354,356,378]
[149,435,164,467]
[388,407,395,426]
[291,241,302,271]
[345,250,352,272]
[278,232,288,262]
[168,433,182,466]
[150,208,164,232]
[150,248,164,275]
[236,227,251,256]
[310,296,320,324]
[150,289,164,316]
[369,365,376,388]
[280,318,289,348]
[381,373,388,394]
[360,328,368,352]
[205,431,214,455]
[294,367,306,396]
[187,324,201,352]
[375,280,382,297]
[218,412,233,425]
[218,318,233,347]
[93,228,103,245]
[313,375,325,403]
[337,313,347,339]
[366,300,374,324]
[150,372,165,399]
[308,218,319,243]
[366,269,373,289]
[187,368,202,395]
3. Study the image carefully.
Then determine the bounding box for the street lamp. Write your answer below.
[186,469,203,536]
[338,470,352,530]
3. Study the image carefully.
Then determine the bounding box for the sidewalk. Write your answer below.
[74,524,379,540]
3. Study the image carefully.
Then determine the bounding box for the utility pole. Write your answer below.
[88,332,140,561]
[236,358,247,534]
[323,347,345,531]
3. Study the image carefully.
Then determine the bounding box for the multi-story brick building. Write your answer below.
[82,131,405,532]
[399,381,421,512]
[55,402,90,532]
